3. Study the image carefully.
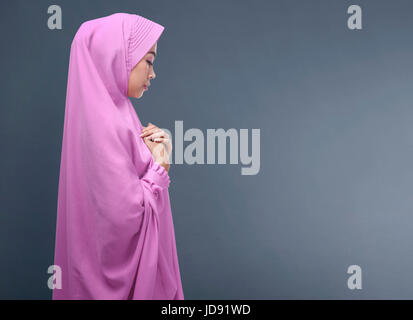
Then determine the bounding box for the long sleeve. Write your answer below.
[141,160,171,213]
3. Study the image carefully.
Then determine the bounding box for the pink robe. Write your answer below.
[52,12,184,300]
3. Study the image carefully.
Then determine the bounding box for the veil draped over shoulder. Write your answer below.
[52,13,184,300]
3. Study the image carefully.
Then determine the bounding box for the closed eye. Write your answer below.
[147,60,153,66]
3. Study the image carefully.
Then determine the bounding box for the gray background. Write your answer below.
[1,0,413,299]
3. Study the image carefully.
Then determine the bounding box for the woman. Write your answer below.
[52,12,184,300]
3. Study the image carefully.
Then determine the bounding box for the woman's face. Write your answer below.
[127,42,157,99]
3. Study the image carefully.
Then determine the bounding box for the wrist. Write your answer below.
[154,158,170,172]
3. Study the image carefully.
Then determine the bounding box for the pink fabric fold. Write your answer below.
[52,12,184,300]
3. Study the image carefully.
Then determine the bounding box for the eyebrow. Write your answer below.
[148,51,157,58]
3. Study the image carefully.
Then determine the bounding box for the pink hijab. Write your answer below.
[52,13,184,300]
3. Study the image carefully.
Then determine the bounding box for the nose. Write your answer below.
[149,70,156,80]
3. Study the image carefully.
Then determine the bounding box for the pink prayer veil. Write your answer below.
[52,13,184,300]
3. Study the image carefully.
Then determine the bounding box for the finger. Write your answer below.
[141,124,156,134]
[153,138,171,149]
[140,127,160,138]
[141,129,160,139]
[144,123,156,131]
[143,137,154,145]
[146,131,167,140]
[140,128,153,136]
[153,137,169,142]
[141,125,158,133]
[146,136,163,143]
[145,136,157,142]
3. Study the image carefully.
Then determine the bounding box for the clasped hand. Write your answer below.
[140,122,172,172]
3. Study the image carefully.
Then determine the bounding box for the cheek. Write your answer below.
[132,74,142,88]
[130,66,145,85]
[136,71,146,85]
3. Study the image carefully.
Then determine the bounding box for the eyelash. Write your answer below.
[147,60,153,66]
